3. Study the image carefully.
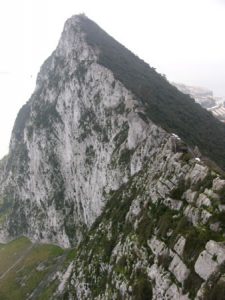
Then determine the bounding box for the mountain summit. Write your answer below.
[0,15,225,299]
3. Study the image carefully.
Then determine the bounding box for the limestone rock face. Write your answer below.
[0,16,168,247]
[1,14,225,299]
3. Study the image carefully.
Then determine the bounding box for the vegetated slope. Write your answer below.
[78,15,225,170]
[0,15,225,299]
[0,237,74,300]
[66,136,225,300]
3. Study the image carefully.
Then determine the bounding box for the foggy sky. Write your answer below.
[0,0,225,158]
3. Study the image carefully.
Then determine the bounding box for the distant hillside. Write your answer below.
[172,82,216,108]
[173,82,225,122]
[79,16,225,170]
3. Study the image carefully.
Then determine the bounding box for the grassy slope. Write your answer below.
[0,237,72,300]
[78,15,225,170]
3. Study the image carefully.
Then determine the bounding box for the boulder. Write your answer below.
[169,254,190,283]
[183,189,198,204]
[186,164,209,187]
[194,240,225,280]
[174,236,186,257]
[212,178,225,194]
[196,193,211,208]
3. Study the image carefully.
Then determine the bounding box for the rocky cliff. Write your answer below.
[63,137,225,299]
[0,15,169,247]
[0,14,225,299]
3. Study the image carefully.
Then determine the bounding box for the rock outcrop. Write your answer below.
[0,16,161,247]
[0,14,225,299]
[64,136,225,299]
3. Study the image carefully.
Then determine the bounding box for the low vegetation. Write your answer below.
[0,237,66,300]
[79,15,225,170]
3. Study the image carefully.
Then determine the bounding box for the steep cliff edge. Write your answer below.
[0,15,225,299]
[65,138,225,299]
[0,15,171,247]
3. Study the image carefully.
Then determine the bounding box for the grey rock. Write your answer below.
[183,189,198,204]
[174,236,186,257]
[164,197,183,211]
[184,205,200,226]
[148,236,168,256]
[195,240,225,280]
[204,188,220,201]
[218,204,225,212]
[195,251,218,281]
[210,222,221,233]
[206,240,225,264]
[200,209,212,225]
[212,177,225,194]
[169,254,190,283]
[196,193,211,208]
[186,164,209,187]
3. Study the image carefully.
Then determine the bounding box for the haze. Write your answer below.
[0,0,225,158]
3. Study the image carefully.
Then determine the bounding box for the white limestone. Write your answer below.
[196,193,211,207]
[206,240,225,264]
[195,250,218,280]
[174,236,186,257]
[183,189,198,204]
[219,204,225,212]
[195,240,225,280]
[184,205,200,226]
[212,177,225,193]
[186,164,209,186]
[169,254,190,283]
[148,236,168,257]
[57,262,74,293]
[164,197,183,211]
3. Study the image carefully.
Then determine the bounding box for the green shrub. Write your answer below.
[79,15,225,171]
[158,252,172,269]
[203,280,225,300]
[118,148,134,166]
[136,212,153,246]
[183,272,203,299]
[133,272,152,300]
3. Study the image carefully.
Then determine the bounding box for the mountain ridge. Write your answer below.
[0,14,225,299]
[1,14,168,246]
[77,15,225,170]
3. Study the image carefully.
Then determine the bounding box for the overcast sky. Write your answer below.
[0,0,225,158]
